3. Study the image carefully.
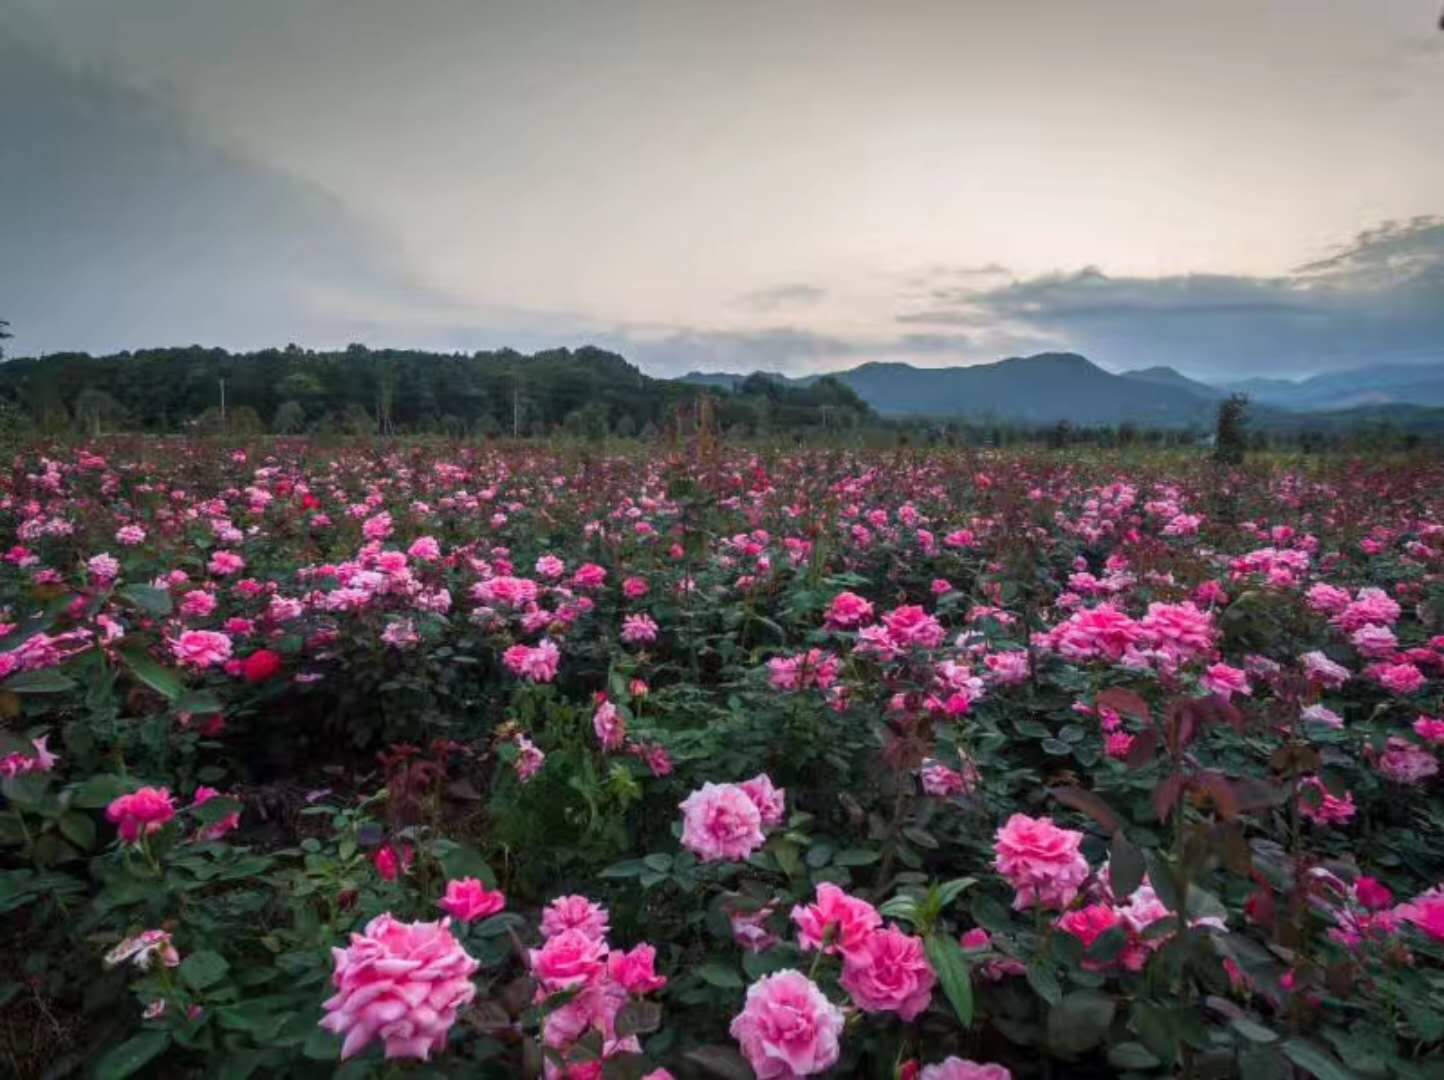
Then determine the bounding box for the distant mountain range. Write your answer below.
[678,354,1444,429]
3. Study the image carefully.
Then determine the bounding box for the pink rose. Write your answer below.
[729,969,844,1078]
[541,895,611,940]
[607,943,667,994]
[679,782,766,862]
[790,882,882,955]
[438,878,506,923]
[319,914,479,1060]
[921,1058,1013,1080]
[529,929,608,993]
[739,773,786,828]
[169,629,233,668]
[839,924,935,1020]
[993,813,1090,910]
[106,787,176,844]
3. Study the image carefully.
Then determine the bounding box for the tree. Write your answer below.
[1214,393,1249,466]
[0,318,10,360]
[272,400,306,434]
[73,387,127,435]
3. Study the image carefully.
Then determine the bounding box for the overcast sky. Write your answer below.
[2,0,1441,380]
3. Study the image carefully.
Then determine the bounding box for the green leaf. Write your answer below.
[95,1031,170,1080]
[72,774,130,809]
[118,645,184,703]
[832,847,880,867]
[599,859,645,878]
[436,842,497,887]
[925,932,974,1029]
[1280,1039,1360,1080]
[695,963,744,989]
[642,852,673,873]
[1047,989,1116,1055]
[1108,1042,1162,1070]
[879,895,920,923]
[117,585,173,617]
[1026,958,1062,1005]
[1109,831,1146,898]
[58,811,96,850]
[3,669,76,693]
[192,797,242,826]
[1232,1018,1279,1044]
[180,950,230,991]
[901,826,939,849]
[685,1045,753,1080]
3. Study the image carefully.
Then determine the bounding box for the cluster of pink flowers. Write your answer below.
[528,895,667,1077]
[106,786,177,844]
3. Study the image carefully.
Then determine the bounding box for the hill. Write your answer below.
[0,344,871,437]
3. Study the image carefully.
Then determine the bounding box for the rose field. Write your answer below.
[5,438,1444,1080]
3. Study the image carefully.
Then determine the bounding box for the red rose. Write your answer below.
[241,649,283,684]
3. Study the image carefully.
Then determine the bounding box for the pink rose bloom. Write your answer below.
[535,554,566,579]
[791,883,882,955]
[1200,662,1251,700]
[1139,601,1217,659]
[514,735,545,782]
[839,924,935,1020]
[882,605,945,650]
[502,639,561,682]
[622,576,650,600]
[530,928,608,993]
[825,591,875,629]
[1298,777,1355,826]
[190,785,241,841]
[541,895,611,941]
[993,813,1090,910]
[1398,893,1444,942]
[1301,650,1351,688]
[679,782,766,862]
[319,914,479,1060]
[607,943,667,994]
[170,629,233,668]
[729,969,844,1079]
[593,698,625,751]
[1305,583,1352,615]
[1355,877,1394,911]
[1351,624,1398,659]
[921,1059,1013,1080]
[1333,587,1401,632]
[179,589,218,619]
[1056,903,1123,952]
[408,536,442,562]
[571,563,607,591]
[106,787,176,844]
[208,550,245,576]
[0,734,59,778]
[1414,716,1444,744]
[1373,662,1426,696]
[982,651,1030,686]
[621,613,659,645]
[438,878,506,923]
[1377,737,1439,783]
[729,901,780,953]
[920,758,977,798]
[739,773,786,828]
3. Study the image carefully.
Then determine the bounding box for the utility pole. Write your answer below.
[512,379,520,438]
[219,377,227,429]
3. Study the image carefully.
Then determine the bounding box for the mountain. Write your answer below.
[683,353,1220,427]
[1119,366,1225,400]
[1221,361,1444,411]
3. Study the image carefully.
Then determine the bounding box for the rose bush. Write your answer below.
[0,438,1443,1076]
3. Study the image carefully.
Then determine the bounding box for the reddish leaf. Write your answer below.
[1125,729,1159,770]
[1049,786,1123,833]
[1199,772,1239,821]
[1153,773,1186,823]
[1097,687,1150,721]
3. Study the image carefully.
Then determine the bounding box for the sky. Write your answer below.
[2,0,1442,381]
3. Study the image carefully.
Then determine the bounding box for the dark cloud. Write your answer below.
[0,33,434,356]
[734,283,827,312]
[897,219,1444,379]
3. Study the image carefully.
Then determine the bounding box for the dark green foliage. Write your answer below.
[1214,393,1249,465]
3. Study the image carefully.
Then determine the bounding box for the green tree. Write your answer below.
[272,400,306,434]
[0,318,10,360]
[1214,393,1249,466]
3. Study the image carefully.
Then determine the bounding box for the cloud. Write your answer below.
[0,33,445,356]
[895,218,1444,379]
[734,283,827,312]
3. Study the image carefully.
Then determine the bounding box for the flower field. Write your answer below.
[3,438,1444,1079]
